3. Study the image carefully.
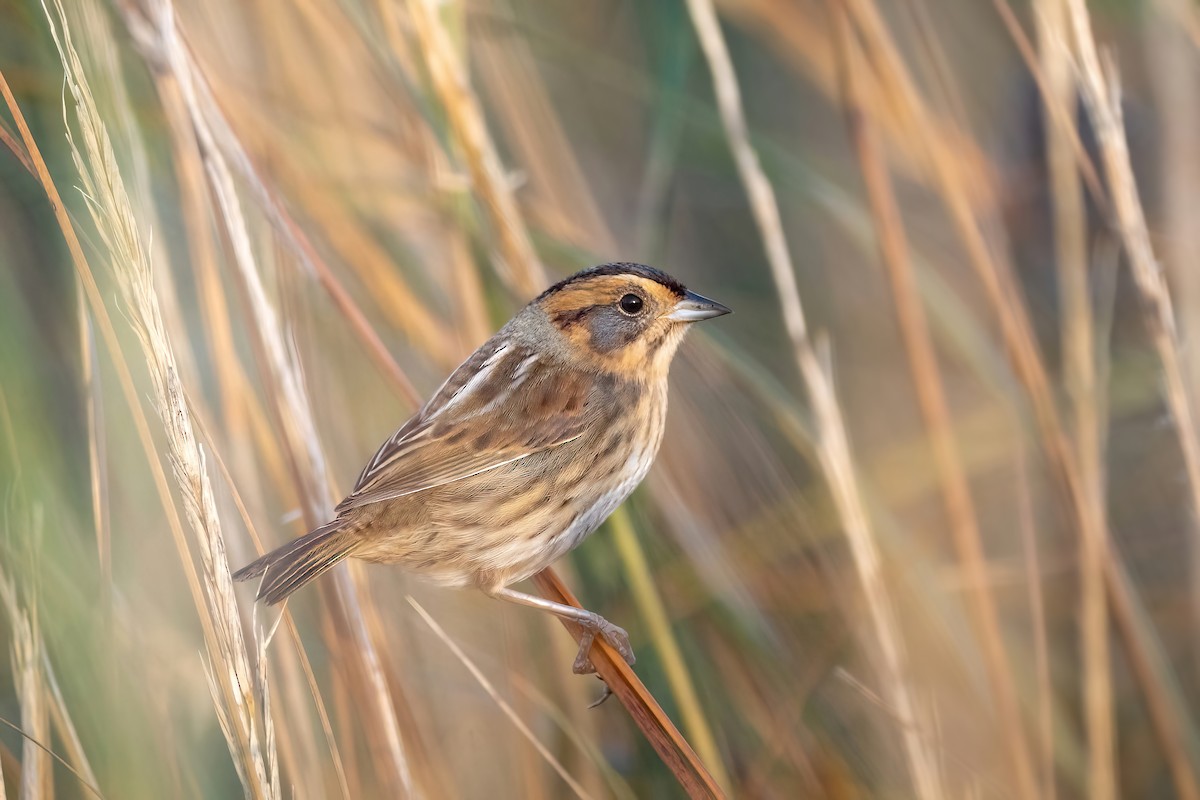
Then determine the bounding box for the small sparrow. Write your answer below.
[234,263,730,673]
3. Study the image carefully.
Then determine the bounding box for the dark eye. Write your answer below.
[618,294,644,315]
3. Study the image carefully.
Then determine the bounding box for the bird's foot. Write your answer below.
[571,612,635,675]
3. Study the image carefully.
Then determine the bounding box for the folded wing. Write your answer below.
[336,341,594,512]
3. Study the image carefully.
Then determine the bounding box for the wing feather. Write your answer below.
[337,339,595,513]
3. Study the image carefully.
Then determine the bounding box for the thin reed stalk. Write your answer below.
[1015,446,1055,799]
[383,5,731,790]
[684,0,944,795]
[1065,0,1200,667]
[836,9,1037,796]
[1037,2,1114,797]
[989,0,1105,206]
[529,570,726,800]
[142,2,419,791]
[836,4,1200,794]
[407,0,546,296]
[3,561,49,799]
[609,508,730,793]
[0,45,284,800]
[40,1,280,793]
[77,288,110,594]
[1146,0,1200,663]
[200,419,354,800]
[408,599,593,800]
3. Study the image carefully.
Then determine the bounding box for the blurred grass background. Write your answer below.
[2,0,1200,797]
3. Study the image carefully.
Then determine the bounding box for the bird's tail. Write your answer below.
[232,521,357,605]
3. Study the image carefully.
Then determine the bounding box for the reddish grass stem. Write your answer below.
[530,569,726,800]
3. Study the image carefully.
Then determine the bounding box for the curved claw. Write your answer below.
[571,615,635,674]
[588,679,614,708]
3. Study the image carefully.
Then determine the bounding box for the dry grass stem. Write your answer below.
[686,0,944,794]
[0,35,282,799]
[529,570,726,800]
[1037,2,1114,797]
[1,527,101,800]
[76,289,110,590]
[3,568,48,799]
[407,0,546,296]
[408,598,593,800]
[1015,448,1055,799]
[8,0,1200,794]
[836,3,1200,793]
[40,0,280,793]
[1147,0,1200,658]
[609,509,730,793]
[1065,0,1200,656]
[989,0,1105,207]
[471,27,618,255]
[836,10,1037,796]
[41,656,99,794]
[139,4,420,792]
[201,422,354,800]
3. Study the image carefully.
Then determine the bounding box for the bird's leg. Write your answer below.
[491,586,635,674]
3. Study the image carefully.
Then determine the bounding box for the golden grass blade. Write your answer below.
[408,598,593,800]
[1146,0,1200,671]
[407,0,546,296]
[0,716,104,800]
[76,285,110,593]
[609,509,730,793]
[1065,0,1200,653]
[835,9,1037,795]
[121,1,442,390]
[1015,446,1056,799]
[38,0,278,794]
[471,21,617,254]
[0,520,99,799]
[0,118,34,175]
[0,48,253,796]
[0,713,103,800]
[153,65,248,438]
[1037,2,1114,797]
[989,0,1105,206]
[254,156,459,368]
[200,417,353,800]
[40,656,99,796]
[684,0,943,794]
[185,73,427,404]
[835,4,1200,794]
[141,5,421,791]
[530,569,726,800]
[504,672,638,800]
[3,568,48,800]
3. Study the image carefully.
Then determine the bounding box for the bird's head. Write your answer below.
[529,263,731,377]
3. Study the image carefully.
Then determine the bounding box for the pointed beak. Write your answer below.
[664,290,732,322]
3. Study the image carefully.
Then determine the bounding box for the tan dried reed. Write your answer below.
[407,0,547,297]
[138,3,420,791]
[39,1,279,796]
[835,6,1037,795]
[685,0,944,795]
[1036,2,1114,797]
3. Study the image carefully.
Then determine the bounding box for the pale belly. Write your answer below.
[354,400,665,590]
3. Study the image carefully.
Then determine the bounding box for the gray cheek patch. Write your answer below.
[587,309,643,353]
